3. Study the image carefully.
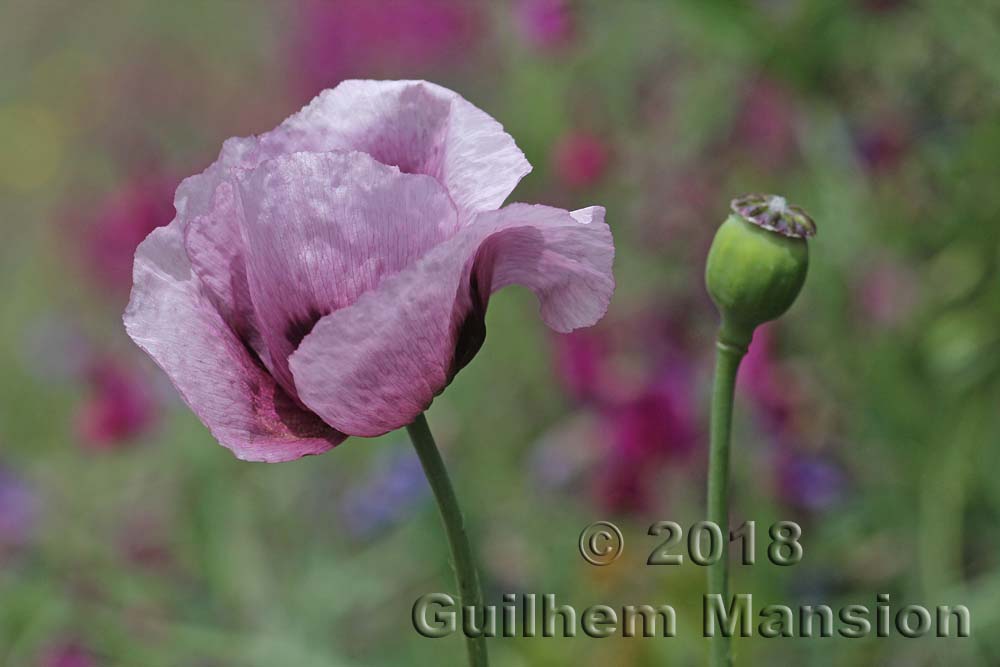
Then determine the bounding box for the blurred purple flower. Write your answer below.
[75,359,158,450]
[294,0,481,94]
[339,449,428,539]
[84,173,177,292]
[775,447,845,511]
[856,119,909,172]
[515,0,575,50]
[552,131,611,189]
[38,641,97,667]
[734,78,799,169]
[0,465,37,557]
[739,328,843,510]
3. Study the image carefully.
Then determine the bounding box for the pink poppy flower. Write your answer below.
[124,80,614,462]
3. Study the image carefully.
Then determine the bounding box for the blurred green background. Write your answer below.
[2,0,1000,665]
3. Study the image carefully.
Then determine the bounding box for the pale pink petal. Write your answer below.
[182,181,269,367]
[261,80,531,218]
[123,222,344,462]
[172,81,528,234]
[290,204,614,436]
[173,136,262,228]
[235,151,458,394]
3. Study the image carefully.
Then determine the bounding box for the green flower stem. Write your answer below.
[407,413,488,667]
[706,337,747,667]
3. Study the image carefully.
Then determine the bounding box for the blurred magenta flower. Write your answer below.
[124,80,614,462]
[548,306,703,514]
[605,379,698,462]
[552,130,611,189]
[38,641,97,667]
[597,372,699,514]
[75,359,158,450]
[0,465,37,558]
[515,0,575,50]
[84,173,177,291]
[294,0,480,94]
[737,324,796,433]
[552,328,612,403]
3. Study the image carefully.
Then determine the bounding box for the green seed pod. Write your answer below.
[705,194,815,349]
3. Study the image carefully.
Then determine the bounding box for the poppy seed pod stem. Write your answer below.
[706,340,742,667]
[703,195,815,667]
